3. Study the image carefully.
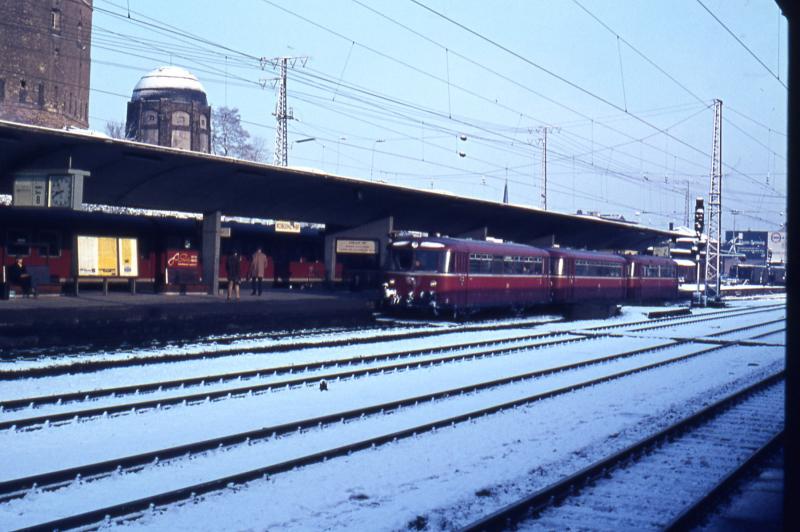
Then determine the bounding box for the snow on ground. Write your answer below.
[0,300,779,399]
[0,297,785,530]
[112,344,783,532]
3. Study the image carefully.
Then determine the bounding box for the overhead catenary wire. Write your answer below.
[40,0,784,225]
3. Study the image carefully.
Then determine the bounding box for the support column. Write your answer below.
[202,211,222,296]
[324,216,393,283]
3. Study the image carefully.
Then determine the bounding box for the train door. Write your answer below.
[565,257,575,301]
[454,251,468,307]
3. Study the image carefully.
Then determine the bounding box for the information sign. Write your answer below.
[336,239,377,255]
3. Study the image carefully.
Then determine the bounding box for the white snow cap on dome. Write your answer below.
[133,66,206,94]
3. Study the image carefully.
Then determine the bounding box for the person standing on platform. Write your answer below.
[250,247,268,296]
[226,251,242,301]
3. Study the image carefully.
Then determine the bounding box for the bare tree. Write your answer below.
[212,106,269,163]
[105,120,125,139]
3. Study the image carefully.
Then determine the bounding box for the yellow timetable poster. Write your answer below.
[97,237,119,276]
[118,238,138,277]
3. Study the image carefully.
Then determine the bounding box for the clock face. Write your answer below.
[48,175,73,208]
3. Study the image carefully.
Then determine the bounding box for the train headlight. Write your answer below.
[388,278,395,286]
[429,280,437,288]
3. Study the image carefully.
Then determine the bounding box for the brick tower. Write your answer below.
[0,0,93,129]
[125,66,211,153]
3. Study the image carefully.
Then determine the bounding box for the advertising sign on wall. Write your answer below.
[725,230,768,263]
[167,249,200,269]
[767,231,786,264]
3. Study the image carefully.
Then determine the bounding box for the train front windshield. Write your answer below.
[390,248,445,273]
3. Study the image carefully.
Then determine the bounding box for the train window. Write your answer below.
[503,256,515,274]
[532,258,544,275]
[6,230,30,256]
[575,260,590,276]
[390,248,444,272]
[491,256,504,274]
[37,230,61,257]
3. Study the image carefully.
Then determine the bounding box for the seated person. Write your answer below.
[8,257,35,297]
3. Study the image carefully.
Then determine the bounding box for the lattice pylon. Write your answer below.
[273,58,289,167]
[705,99,723,301]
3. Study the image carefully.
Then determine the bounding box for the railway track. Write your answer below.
[1,325,781,529]
[0,302,782,380]
[0,316,565,379]
[460,371,784,531]
[0,313,784,431]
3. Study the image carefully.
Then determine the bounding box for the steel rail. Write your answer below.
[0,330,582,412]
[0,332,634,433]
[663,433,783,531]
[459,372,785,532]
[0,303,781,381]
[5,334,758,519]
[0,319,784,433]
[0,317,563,380]
[585,303,784,332]
[0,303,782,403]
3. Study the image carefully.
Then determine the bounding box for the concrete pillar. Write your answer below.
[324,216,393,283]
[202,210,222,296]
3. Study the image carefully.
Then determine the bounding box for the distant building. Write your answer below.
[125,66,211,153]
[0,0,93,129]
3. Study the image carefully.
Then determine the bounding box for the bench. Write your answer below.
[2,264,62,298]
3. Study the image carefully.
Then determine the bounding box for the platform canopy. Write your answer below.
[0,120,677,250]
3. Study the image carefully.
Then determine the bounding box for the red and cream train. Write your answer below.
[381,236,679,316]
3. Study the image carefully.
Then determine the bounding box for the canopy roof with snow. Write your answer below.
[132,66,208,105]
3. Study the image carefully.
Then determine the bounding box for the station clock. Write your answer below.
[48,175,74,208]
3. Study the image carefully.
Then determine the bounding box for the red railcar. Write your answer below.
[383,237,680,317]
[548,248,627,304]
[625,255,679,302]
[383,237,550,315]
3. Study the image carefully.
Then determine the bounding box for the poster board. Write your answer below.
[77,236,138,277]
[118,238,139,277]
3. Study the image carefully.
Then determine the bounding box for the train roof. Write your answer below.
[547,247,627,263]
[391,237,550,256]
[624,254,678,265]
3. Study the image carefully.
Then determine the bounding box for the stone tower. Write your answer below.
[125,66,211,153]
[0,0,93,129]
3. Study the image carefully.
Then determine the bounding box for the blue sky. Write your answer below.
[88,0,787,232]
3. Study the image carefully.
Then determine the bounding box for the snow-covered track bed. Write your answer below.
[0,312,783,431]
[462,372,784,531]
[589,303,784,335]
[0,317,565,379]
[0,329,584,417]
[0,324,781,530]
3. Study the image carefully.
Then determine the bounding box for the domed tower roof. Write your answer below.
[132,66,208,105]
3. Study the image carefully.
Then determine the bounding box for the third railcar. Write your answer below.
[382,237,679,316]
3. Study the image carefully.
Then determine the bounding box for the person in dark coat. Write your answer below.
[226,251,242,301]
[7,257,35,297]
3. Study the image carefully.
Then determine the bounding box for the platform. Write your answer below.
[0,288,378,351]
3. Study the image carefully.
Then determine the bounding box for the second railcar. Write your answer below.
[549,248,627,304]
[625,255,679,302]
